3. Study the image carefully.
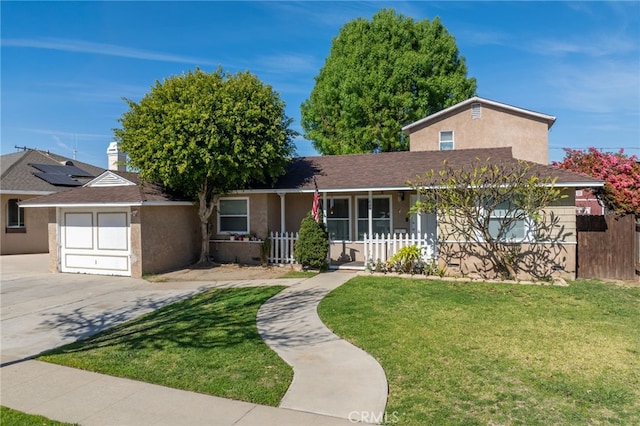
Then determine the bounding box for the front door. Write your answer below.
[409,195,437,259]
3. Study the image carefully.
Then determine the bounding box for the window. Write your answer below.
[487,200,527,242]
[218,198,249,234]
[326,198,350,241]
[439,131,454,151]
[357,197,391,240]
[7,199,25,228]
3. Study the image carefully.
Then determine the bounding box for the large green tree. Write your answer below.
[301,9,476,155]
[115,68,295,263]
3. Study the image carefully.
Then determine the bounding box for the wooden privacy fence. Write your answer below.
[576,214,638,280]
[363,233,436,264]
[268,231,298,264]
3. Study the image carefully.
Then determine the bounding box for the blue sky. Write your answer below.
[2,1,639,168]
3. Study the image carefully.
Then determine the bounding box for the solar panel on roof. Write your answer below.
[33,172,83,186]
[30,163,95,177]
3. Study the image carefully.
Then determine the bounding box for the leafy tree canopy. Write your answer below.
[301,8,477,155]
[114,68,295,262]
[553,148,640,215]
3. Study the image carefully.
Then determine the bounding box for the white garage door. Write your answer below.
[60,208,131,276]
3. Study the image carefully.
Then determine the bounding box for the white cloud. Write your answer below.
[254,53,320,75]
[545,59,639,114]
[21,128,110,140]
[532,35,638,58]
[2,38,215,65]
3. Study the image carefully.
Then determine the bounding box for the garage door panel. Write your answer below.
[60,208,131,276]
[64,254,129,272]
[97,212,128,250]
[64,212,94,249]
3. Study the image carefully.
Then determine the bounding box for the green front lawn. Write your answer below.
[318,277,640,425]
[38,287,292,406]
[0,406,77,426]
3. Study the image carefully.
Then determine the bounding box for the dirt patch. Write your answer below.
[147,263,300,282]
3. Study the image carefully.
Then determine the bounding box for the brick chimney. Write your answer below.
[107,142,126,171]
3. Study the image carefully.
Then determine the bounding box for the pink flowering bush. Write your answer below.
[553,148,640,215]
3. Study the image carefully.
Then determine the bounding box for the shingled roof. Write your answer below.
[1,149,105,194]
[20,171,192,206]
[251,147,602,192]
[20,147,603,207]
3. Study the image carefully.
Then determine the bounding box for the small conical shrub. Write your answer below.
[294,212,329,271]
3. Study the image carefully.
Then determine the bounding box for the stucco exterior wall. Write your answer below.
[48,208,58,273]
[1,194,51,255]
[138,205,200,276]
[210,240,263,265]
[407,103,550,164]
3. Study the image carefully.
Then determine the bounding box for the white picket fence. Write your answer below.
[268,231,435,266]
[363,232,435,264]
[268,231,298,264]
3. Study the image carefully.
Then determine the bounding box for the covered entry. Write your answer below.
[60,207,131,276]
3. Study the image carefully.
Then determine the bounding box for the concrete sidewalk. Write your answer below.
[257,271,388,423]
[1,360,352,425]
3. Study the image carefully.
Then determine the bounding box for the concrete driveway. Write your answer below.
[1,254,217,365]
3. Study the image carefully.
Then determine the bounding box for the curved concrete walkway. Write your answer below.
[257,271,388,423]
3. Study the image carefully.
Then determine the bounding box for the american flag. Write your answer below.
[312,178,320,222]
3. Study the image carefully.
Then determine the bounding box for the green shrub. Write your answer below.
[294,212,329,270]
[388,245,423,274]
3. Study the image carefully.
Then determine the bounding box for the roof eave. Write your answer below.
[21,201,194,208]
[402,96,557,133]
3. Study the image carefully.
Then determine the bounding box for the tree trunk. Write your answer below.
[198,219,210,264]
[196,186,217,264]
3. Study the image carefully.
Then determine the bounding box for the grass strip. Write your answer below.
[0,406,77,426]
[319,277,640,425]
[39,286,292,406]
[278,270,318,279]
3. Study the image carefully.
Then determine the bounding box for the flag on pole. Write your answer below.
[312,178,320,222]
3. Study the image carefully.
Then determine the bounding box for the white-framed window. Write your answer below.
[439,131,454,151]
[218,197,249,234]
[326,197,350,241]
[486,200,528,242]
[7,199,25,228]
[356,196,392,240]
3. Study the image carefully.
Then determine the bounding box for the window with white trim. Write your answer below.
[357,196,391,240]
[439,131,454,151]
[7,199,25,228]
[487,200,527,242]
[326,198,350,241]
[218,198,249,234]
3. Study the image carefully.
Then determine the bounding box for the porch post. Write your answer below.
[368,191,373,238]
[323,192,329,265]
[416,193,422,237]
[322,192,327,226]
[278,192,286,233]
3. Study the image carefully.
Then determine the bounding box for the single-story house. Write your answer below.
[1,148,104,255]
[22,145,600,279]
[214,146,602,279]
